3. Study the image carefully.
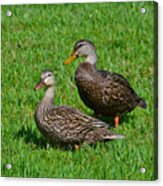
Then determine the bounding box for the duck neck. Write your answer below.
[42,86,55,105]
[85,52,98,66]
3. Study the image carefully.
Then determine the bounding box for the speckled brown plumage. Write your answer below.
[34,70,124,147]
[64,39,147,127]
[75,62,146,117]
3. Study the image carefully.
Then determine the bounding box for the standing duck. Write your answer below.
[34,70,124,149]
[64,39,147,127]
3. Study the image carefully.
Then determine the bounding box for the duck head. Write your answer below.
[64,39,98,65]
[34,70,54,91]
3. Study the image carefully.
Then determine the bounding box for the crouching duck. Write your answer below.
[34,70,124,150]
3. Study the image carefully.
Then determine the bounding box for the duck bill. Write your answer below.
[34,81,45,91]
[64,52,76,65]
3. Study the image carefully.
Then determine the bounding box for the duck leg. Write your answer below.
[114,116,119,128]
[74,144,80,151]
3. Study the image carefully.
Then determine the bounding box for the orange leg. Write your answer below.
[114,116,119,128]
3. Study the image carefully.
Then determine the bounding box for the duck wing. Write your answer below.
[96,70,144,115]
[97,70,132,89]
[49,106,124,144]
[52,105,109,128]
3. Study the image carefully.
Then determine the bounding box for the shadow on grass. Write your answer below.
[16,125,49,148]
[15,125,77,151]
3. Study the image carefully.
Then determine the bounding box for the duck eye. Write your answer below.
[78,44,84,48]
[75,43,85,50]
[48,74,51,77]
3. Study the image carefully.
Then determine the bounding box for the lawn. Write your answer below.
[1,1,157,180]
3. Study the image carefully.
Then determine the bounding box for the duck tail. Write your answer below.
[104,134,125,140]
[138,98,147,109]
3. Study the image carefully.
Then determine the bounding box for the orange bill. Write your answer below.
[64,52,76,65]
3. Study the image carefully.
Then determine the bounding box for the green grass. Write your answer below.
[1,1,157,180]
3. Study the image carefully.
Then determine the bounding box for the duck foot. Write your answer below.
[114,116,119,128]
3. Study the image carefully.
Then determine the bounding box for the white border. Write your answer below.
[0,0,157,5]
[0,0,162,186]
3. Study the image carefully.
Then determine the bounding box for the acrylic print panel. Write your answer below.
[1,1,158,180]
